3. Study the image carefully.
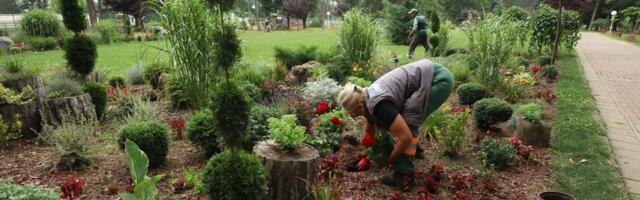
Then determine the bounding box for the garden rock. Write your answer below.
[285,61,321,85]
[514,115,551,147]
[0,37,12,52]
[254,139,319,200]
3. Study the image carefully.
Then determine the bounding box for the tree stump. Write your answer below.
[2,77,46,101]
[253,139,320,200]
[0,101,42,138]
[42,94,96,126]
[515,115,551,147]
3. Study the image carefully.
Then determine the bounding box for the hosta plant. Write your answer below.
[268,114,307,150]
[119,139,163,200]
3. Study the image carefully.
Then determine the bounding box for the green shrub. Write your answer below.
[0,114,22,148]
[248,104,284,150]
[186,109,221,156]
[164,74,190,108]
[108,76,127,88]
[2,57,25,74]
[20,9,60,37]
[235,67,267,86]
[64,35,97,77]
[536,55,552,66]
[274,45,319,70]
[60,0,87,33]
[125,62,145,85]
[28,36,58,51]
[115,96,156,123]
[437,109,469,157]
[97,19,118,44]
[518,103,543,124]
[348,76,372,88]
[302,77,342,104]
[382,0,416,45]
[473,98,513,129]
[307,110,348,156]
[448,58,471,86]
[477,137,516,170]
[143,60,170,89]
[530,4,557,53]
[337,8,378,69]
[457,82,487,105]
[211,82,252,149]
[40,114,96,169]
[0,179,59,200]
[117,121,170,168]
[45,75,83,98]
[268,114,306,150]
[82,82,107,119]
[238,81,261,103]
[541,65,558,80]
[202,149,268,200]
[502,6,529,21]
[326,57,352,83]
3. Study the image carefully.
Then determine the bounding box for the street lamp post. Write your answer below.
[610,10,617,33]
[252,4,257,30]
[326,11,331,27]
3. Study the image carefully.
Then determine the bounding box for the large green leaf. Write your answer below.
[124,139,149,184]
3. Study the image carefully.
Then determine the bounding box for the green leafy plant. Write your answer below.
[307,110,348,156]
[185,109,221,156]
[437,109,470,157]
[338,8,378,76]
[347,76,372,88]
[27,36,58,51]
[2,57,25,74]
[477,137,516,170]
[143,59,170,90]
[530,4,557,54]
[541,65,558,80]
[119,140,163,200]
[117,121,170,168]
[496,79,530,103]
[0,179,58,200]
[96,19,118,44]
[82,82,107,119]
[268,114,306,150]
[20,9,60,37]
[457,82,487,105]
[108,76,127,88]
[0,115,22,148]
[518,103,543,124]
[502,6,529,22]
[536,55,552,66]
[248,104,283,150]
[473,98,513,130]
[183,168,205,195]
[40,114,96,169]
[45,75,83,98]
[0,85,35,106]
[202,149,268,200]
[64,35,97,77]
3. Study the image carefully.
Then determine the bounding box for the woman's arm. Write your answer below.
[365,120,377,135]
[387,115,413,165]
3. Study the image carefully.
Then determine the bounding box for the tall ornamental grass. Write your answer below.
[464,14,519,88]
[159,0,219,109]
[20,9,60,37]
[337,8,378,68]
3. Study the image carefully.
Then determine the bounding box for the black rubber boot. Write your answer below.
[415,144,425,159]
[379,173,415,191]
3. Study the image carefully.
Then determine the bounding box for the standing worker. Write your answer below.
[338,59,454,190]
[407,8,429,59]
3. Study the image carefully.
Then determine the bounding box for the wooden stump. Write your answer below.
[42,94,96,126]
[515,116,551,147]
[0,101,42,138]
[1,77,46,100]
[254,139,320,200]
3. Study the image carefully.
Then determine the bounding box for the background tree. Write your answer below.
[102,0,147,30]
[283,0,318,28]
[382,0,416,45]
[542,0,589,15]
[259,0,283,16]
[0,0,21,14]
[19,0,48,10]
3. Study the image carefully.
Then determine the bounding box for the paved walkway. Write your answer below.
[577,32,640,198]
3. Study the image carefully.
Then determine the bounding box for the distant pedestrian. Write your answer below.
[407,8,428,59]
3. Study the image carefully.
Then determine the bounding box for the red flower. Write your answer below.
[486,130,496,138]
[168,118,185,140]
[532,65,541,74]
[431,164,445,175]
[330,116,342,126]
[510,136,523,147]
[60,176,84,200]
[172,178,188,192]
[357,157,370,171]
[517,145,534,159]
[361,133,375,147]
[316,101,329,114]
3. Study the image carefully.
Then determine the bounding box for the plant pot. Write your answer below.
[538,192,575,200]
[515,115,551,147]
[253,139,319,200]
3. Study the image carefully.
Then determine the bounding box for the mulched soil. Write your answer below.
[0,78,558,199]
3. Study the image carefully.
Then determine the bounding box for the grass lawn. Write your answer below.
[0,28,468,77]
[551,49,631,199]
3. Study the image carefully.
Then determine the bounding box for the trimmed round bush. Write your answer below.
[143,60,170,90]
[28,36,58,51]
[211,81,251,149]
[64,35,97,76]
[82,82,107,119]
[108,76,127,88]
[20,9,60,37]
[536,55,552,66]
[473,98,513,129]
[541,65,558,80]
[117,121,170,168]
[202,149,268,200]
[457,82,487,105]
[186,109,221,156]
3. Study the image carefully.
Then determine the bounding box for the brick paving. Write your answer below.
[577,32,640,197]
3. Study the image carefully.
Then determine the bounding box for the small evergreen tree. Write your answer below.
[61,0,97,78]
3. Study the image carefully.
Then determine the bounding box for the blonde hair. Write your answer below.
[338,83,365,114]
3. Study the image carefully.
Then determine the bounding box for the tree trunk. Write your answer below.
[1,77,46,138]
[86,0,97,29]
[588,0,601,31]
[287,16,291,29]
[302,17,307,29]
[42,94,96,126]
[253,139,319,200]
[515,116,551,147]
[134,14,144,32]
[551,0,562,64]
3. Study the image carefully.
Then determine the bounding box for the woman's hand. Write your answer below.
[386,115,413,167]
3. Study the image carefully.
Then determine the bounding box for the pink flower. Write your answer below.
[316,101,329,114]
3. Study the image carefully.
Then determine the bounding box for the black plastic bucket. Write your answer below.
[538,192,575,200]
